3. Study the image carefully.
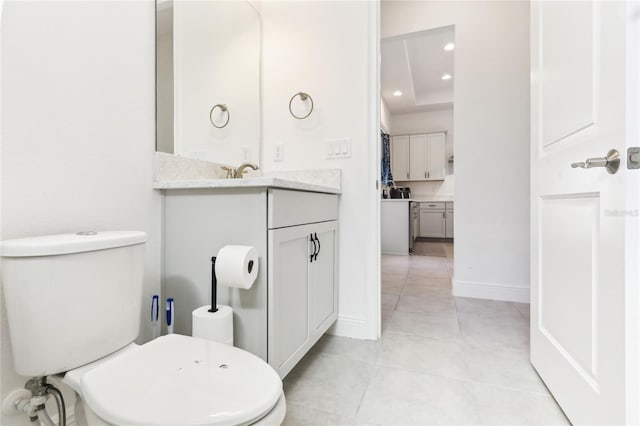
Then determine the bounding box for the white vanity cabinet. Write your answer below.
[267,189,338,377]
[163,186,338,379]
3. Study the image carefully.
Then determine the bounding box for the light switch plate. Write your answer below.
[274,144,284,162]
[326,138,351,159]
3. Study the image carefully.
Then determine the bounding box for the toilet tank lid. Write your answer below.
[1,231,147,257]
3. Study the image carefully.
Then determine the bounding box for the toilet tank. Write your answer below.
[1,231,146,377]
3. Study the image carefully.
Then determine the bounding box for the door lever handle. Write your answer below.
[571,149,620,174]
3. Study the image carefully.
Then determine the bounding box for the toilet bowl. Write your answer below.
[1,231,286,426]
[63,334,285,426]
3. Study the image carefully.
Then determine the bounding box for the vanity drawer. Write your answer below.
[420,202,445,211]
[268,189,338,229]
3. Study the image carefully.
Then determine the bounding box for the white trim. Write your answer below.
[365,0,382,341]
[452,278,530,303]
[328,315,372,339]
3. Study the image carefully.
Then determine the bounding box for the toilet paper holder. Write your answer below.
[208,255,256,313]
[209,256,219,313]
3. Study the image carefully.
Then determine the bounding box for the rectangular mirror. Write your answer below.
[156,0,261,166]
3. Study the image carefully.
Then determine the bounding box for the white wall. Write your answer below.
[383,1,530,302]
[261,1,379,338]
[1,2,160,424]
[391,107,455,192]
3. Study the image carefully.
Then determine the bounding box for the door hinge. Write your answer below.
[628,147,640,169]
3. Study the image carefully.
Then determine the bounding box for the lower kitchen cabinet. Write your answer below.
[419,209,446,238]
[445,210,454,238]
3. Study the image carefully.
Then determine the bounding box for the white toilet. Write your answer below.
[1,231,285,426]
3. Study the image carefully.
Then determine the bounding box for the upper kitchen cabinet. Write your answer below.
[391,132,446,182]
[426,132,446,180]
[391,135,410,181]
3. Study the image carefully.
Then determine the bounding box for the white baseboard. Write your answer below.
[452,278,530,303]
[328,315,373,339]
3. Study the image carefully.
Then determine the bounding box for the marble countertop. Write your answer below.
[154,176,341,194]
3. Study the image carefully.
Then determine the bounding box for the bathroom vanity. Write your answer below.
[157,176,339,378]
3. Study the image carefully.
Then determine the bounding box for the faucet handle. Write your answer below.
[221,166,234,179]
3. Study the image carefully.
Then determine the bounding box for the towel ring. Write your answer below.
[289,92,314,120]
[209,104,230,129]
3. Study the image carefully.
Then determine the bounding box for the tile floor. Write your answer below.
[282,246,569,425]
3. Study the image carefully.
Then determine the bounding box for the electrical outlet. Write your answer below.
[274,144,284,162]
[241,146,251,162]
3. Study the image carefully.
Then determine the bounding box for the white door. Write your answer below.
[531,1,639,424]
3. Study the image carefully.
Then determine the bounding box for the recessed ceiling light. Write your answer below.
[444,42,455,51]
[393,90,403,96]
[441,74,452,81]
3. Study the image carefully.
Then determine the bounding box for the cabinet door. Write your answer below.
[426,133,446,180]
[391,135,410,181]
[309,221,338,339]
[445,211,454,238]
[409,134,427,181]
[268,224,313,377]
[419,210,445,238]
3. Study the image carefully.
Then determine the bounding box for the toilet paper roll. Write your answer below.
[215,245,259,289]
[192,305,234,346]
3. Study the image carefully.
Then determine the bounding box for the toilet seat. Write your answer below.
[71,334,282,426]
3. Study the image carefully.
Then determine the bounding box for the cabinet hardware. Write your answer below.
[310,233,317,263]
[406,172,409,179]
[314,233,320,261]
[427,171,430,179]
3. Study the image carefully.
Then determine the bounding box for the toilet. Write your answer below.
[1,231,285,426]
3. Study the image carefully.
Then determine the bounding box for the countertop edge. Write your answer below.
[153,177,341,194]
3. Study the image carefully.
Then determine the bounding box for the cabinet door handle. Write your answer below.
[406,172,409,179]
[314,233,320,261]
[310,233,317,263]
[427,171,430,179]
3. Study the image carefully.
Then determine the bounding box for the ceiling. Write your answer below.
[381,26,455,114]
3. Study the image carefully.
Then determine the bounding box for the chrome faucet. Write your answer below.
[233,163,259,179]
